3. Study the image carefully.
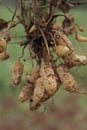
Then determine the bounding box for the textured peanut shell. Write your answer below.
[30,77,45,110]
[57,65,77,92]
[0,38,7,52]
[40,64,58,95]
[39,64,54,77]
[32,78,45,103]
[18,83,34,102]
[12,61,24,86]
[55,45,70,56]
[26,68,39,83]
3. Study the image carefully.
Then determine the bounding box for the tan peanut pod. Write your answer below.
[30,77,60,110]
[18,83,34,102]
[53,31,87,67]
[40,64,59,95]
[76,33,87,42]
[74,55,87,65]
[55,45,70,56]
[12,60,24,86]
[63,54,87,67]
[57,65,78,92]
[53,30,75,54]
[0,38,9,60]
[43,75,58,95]
[30,77,45,110]
[31,77,45,103]
[26,68,39,83]
[57,65,87,95]
[0,38,7,52]
[30,91,52,110]
[39,90,50,103]
[39,64,54,77]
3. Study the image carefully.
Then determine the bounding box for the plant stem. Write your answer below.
[31,0,40,27]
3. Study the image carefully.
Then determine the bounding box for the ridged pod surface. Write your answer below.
[12,61,24,86]
[55,45,70,56]
[18,83,34,102]
[30,77,45,110]
[63,54,87,67]
[26,68,39,83]
[40,64,58,95]
[53,30,74,54]
[0,38,7,52]
[57,65,77,92]
[0,38,9,60]
[53,30,87,67]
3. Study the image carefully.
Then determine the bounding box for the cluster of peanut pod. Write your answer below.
[0,5,87,110]
[10,25,87,110]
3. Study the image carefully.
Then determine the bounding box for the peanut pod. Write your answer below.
[76,33,87,42]
[18,83,34,102]
[26,68,39,84]
[57,65,78,92]
[55,45,70,56]
[12,60,24,86]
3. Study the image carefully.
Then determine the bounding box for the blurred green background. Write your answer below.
[0,1,87,130]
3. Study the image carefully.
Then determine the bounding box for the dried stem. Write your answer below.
[18,45,26,60]
[31,0,40,27]
[39,28,50,60]
[20,0,27,32]
[11,0,20,21]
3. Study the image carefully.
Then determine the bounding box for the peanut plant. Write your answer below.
[0,0,87,110]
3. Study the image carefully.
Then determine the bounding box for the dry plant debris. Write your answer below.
[0,0,87,110]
